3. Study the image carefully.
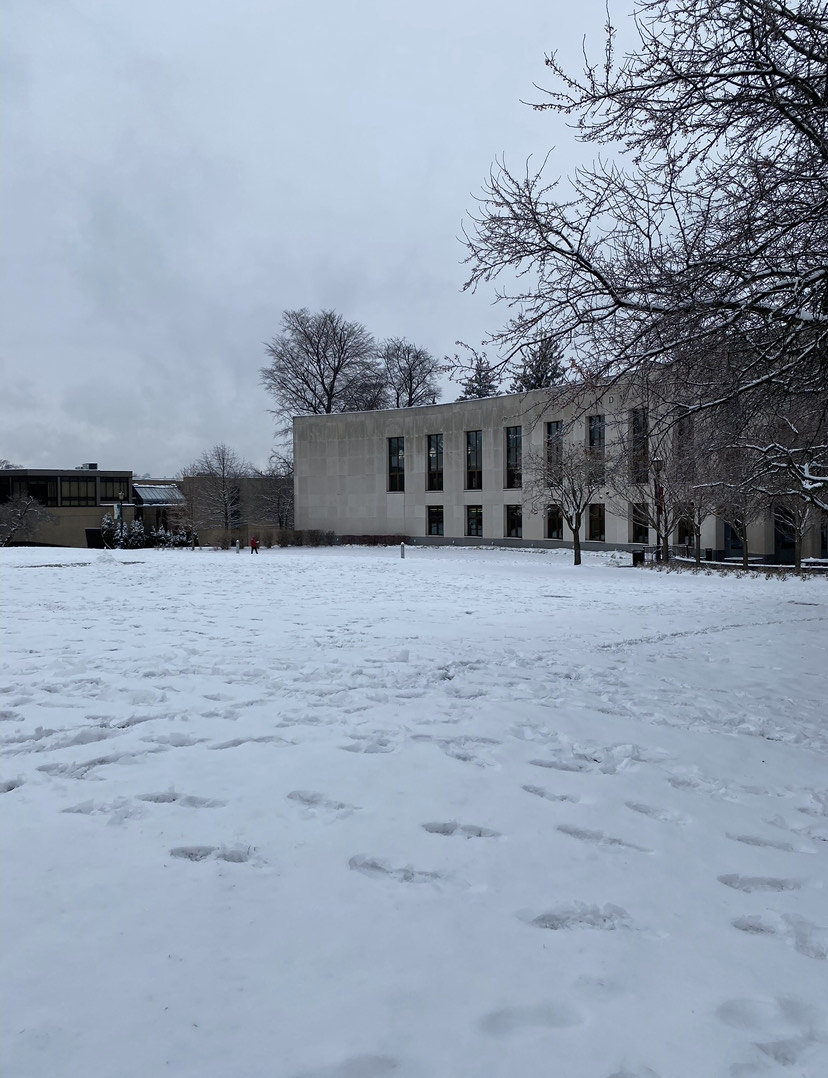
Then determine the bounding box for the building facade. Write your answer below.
[0,466,134,548]
[294,388,827,561]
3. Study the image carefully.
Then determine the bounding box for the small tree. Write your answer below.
[526,441,610,565]
[0,496,54,546]
[712,447,772,568]
[454,348,501,400]
[101,513,116,548]
[181,444,254,547]
[251,451,295,531]
[379,337,442,407]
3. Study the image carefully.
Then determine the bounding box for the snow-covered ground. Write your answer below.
[2,544,827,1078]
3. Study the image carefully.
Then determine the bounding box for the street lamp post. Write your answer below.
[652,459,663,562]
[117,491,125,549]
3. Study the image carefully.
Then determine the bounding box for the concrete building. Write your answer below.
[294,388,828,562]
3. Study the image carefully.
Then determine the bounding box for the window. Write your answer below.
[426,434,443,492]
[388,437,405,492]
[629,409,648,482]
[546,420,563,475]
[466,430,483,490]
[677,512,694,547]
[60,478,97,507]
[588,503,605,541]
[546,505,563,540]
[587,414,606,479]
[427,505,444,536]
[631,502,649,544]
[14,477,59,506]
[100,477,129,502]
[505,426,522,488]
[505,504,522,538]
[466,505,483,537]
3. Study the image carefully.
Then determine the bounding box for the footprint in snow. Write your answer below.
[557,824,652,852]
[523,784,579,803]
[348,855,441,885]
[170,845,253,864]
[522,903,632,932]
[287,790,358,815]
[422,821,500,838]
[716,995,827,1070]
[137,791,225,808]
[725,832,796,851]
[718,874,802,893]
[291,1055,399,1078]
[0,778,23,793]
[341,738,394,754]
[625,801,687,825]
[480,1001,583,1034]
[732,911,827,959]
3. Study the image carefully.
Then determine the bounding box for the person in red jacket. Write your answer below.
[250,535,259,554]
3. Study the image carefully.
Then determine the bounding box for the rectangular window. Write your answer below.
[505,504,522,538]
[587,414,606,479]
[100,478,130,502]
[60,478,97,507]
[19,477,59,506]
[631,502,649,544]
[466,430,483,490]
[546,420,563,476]
[505,426,522,488]
[629,409,648,482]
[388,437,405,492]
[546,504,563,540]
[426,434,443,492]
[588,503,605,542]
[427,505,444,536]
[466,505,483,537]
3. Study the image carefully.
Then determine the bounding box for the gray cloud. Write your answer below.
[1,0,619,475]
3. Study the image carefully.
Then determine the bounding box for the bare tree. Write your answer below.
[261,309,387,427]
[251,451,295,531]
[379,337,442,407]
[525,440,610,565]
[0,497,55,546]
[180,444,253,547]
[772,495,815,572]
[463,0,828,506]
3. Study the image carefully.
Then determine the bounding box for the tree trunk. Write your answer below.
[662,533,670,564]
[794,533,802,573]
[570,520,582,565]
[694,524,702,566]
[741,532,750,570]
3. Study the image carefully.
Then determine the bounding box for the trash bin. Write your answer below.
[705,548,713,561]
[632,550,645,567]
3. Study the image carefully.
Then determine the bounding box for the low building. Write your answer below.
[293,389,827,562]
[0,465,134,548]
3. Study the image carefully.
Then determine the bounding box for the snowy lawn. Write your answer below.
[1,545,827,1078]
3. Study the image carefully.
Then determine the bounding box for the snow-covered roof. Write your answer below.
[132,483,185,506]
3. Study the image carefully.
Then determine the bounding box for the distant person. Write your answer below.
[250,535,259,554]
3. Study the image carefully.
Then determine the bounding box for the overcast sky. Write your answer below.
[1,0,627,477]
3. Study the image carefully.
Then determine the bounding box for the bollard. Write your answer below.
[235,539,240,553]
[400,542,405,559]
